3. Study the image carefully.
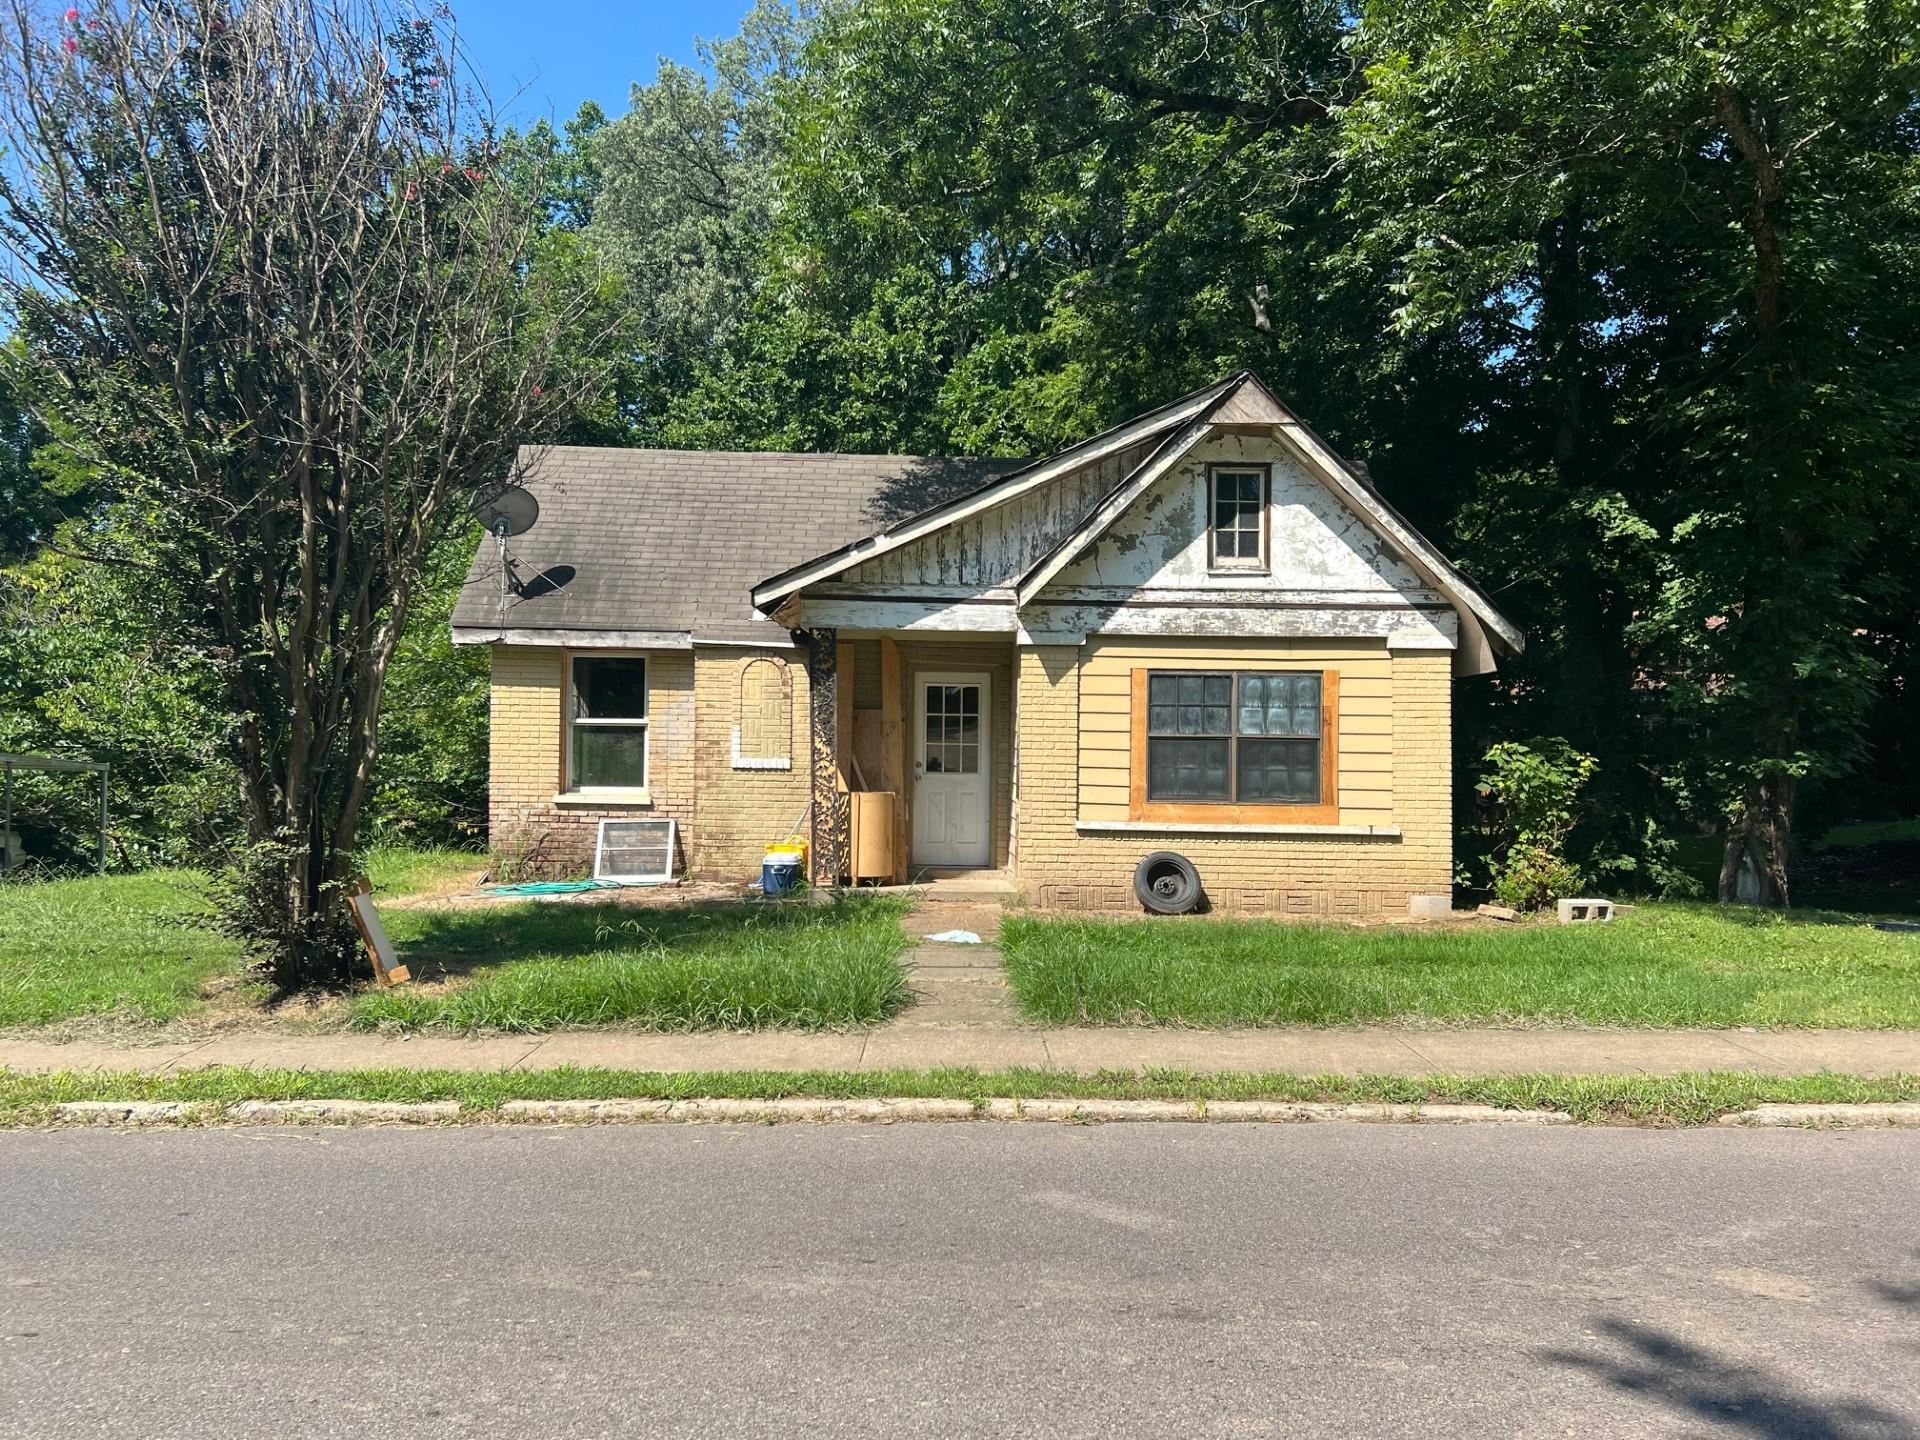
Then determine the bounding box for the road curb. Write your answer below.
[51,1100,215,1125]
[34,1096,1587,1128]
[33,1098,1920,1130]
[1715,1102,1920,1129]
[226,1099,464,1123]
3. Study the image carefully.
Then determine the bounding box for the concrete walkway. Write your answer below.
[4,1026,1920,1079]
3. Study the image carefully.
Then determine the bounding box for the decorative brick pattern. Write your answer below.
[692,647,813,882]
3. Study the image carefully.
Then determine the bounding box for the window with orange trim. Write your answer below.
[1129,668,1338,824]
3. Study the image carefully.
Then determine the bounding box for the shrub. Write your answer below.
[1477,739,1598,911]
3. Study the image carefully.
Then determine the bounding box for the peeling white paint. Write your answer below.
[1053,434,1428,596]
[839,443,1155,589]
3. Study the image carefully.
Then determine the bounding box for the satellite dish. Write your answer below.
[473,485,539,538]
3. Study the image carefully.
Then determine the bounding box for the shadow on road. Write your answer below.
[1539,1317,1911,1439]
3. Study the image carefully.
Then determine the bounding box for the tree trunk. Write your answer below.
[1712,85,1801,908]
[1718,773,1793,906]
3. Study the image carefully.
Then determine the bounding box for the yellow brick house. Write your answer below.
[454,372,1522,917]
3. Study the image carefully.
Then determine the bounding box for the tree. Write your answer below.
[582,0,808,443]
[1344,0,1920,904]
[0,0,614,984]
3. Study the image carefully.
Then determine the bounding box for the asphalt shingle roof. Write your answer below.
[451,445,1030,645]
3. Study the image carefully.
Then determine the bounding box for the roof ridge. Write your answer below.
[515,442,1031,465]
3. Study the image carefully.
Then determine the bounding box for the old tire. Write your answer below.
[1134,851,1202,915]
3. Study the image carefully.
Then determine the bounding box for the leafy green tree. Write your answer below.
[0,0,614,984]
[1345,0,1920,904]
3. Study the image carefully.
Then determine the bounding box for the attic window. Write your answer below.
[1209,464,1269,571]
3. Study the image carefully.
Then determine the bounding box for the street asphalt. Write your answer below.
[1,1124,1917,1439]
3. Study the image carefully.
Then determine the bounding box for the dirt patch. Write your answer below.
[1794,839,1920,908]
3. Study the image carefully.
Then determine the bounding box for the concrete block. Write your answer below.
[1408,894,1455,920]
[1556,898,1616,923]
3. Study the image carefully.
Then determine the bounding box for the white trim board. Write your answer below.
[749,377,1237,609]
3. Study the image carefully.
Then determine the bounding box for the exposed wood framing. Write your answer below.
[805,628,847,885]
[836,640,857,788]
[879,637,909,882]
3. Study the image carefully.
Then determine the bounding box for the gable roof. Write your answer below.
[752,371,1524,662]
[748,373,1240,610]
[450,445,1028,646]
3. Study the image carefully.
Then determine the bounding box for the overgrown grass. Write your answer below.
[362,846,486,897]
[353,895,913,1032]
[0,870,237,1026]
[1,1064,1914,1126]
[1000,903,1920,1028]
[0,849,488,1028]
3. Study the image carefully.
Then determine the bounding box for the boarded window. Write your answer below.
[733,658,793,769]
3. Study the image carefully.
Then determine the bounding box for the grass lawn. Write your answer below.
[1000,903,1920,1029]
[0,870,236,1027]
[355,895,912,1032]
[0,847,482,1028]
[3,1064,1917,1126]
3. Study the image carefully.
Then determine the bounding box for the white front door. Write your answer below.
[912,672,991,868]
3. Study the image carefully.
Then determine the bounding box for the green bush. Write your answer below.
[1477,739,1597,910]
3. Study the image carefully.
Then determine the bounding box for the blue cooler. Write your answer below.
[761,851,802,896]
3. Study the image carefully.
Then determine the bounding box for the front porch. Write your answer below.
[801,629,1016,887]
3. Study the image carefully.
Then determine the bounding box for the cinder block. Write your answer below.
[1556,898,1616,924]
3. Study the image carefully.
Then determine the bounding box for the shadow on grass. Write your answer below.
[382,896,881,982]
[1539,1317,1910,1439]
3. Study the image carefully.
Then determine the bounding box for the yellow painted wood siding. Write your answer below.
[1074,637,1393,823]
[1013,639,1452,917]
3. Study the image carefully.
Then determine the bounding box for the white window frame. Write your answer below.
[564,652,649,793]
[1208,463,1270,572]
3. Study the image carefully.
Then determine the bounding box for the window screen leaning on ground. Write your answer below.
[568,656,648,790]
[1132,669,1337,823]
[1208,464,1269,569]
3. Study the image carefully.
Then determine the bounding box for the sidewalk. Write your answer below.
[5,1026,1920,1078]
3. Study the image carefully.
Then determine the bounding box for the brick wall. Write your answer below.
[692,646,813,881]
[486,645,696,878]
[1013,640,1452,917]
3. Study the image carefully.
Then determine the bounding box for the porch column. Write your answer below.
[803,627,848,886]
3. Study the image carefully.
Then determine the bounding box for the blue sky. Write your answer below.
[452,0,757,125]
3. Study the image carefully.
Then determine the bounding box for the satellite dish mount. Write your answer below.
[473,485,540,602]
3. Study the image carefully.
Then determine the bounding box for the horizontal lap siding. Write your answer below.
[1076,638,1393,824]
[1014,639,1452,918]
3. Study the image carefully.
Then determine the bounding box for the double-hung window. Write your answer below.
[567,656,648,791]
[1209,464,1269,570]
[1143,670,1326,808]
